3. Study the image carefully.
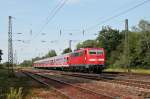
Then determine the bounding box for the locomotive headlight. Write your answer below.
[98,59,104,61]
[89,59,96,61]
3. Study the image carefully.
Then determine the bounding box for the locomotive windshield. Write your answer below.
[97,50,103,54]
[89,50,103,55]
[89,50,97,54]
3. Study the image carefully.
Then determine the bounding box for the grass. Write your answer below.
[0,69,33,99]
[0,68,68,99]
[0,68,58,99]
[6,87,23,99]
[105,68,150,74]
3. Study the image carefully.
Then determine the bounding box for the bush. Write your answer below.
[0,64,4,69]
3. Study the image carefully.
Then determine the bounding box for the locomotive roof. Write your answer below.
[73,48,104,52]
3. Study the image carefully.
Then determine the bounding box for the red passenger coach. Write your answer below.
[33,48,105,73]
[33,53,69,68]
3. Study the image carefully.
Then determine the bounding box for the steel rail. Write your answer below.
[29,69,150,89]
[27,71,114,99]
[22,71,71,99]
[62,73,150,90]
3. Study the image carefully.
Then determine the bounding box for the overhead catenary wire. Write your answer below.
[28,0,150,47]
[58,0,150,37]
[85,0,150,32]
[31,0,150,56]
[27,0,69,55]
[34,0,68,38]
[33,0,149,38]
[59,0,140,36]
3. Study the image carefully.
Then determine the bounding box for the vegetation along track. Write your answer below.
[22,70,114,99]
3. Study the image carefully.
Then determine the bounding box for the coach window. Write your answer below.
[64,58,68,62]
[52,60,54,64]
[73,52,79,57]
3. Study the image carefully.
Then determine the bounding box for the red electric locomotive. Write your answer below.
[68,48,105,73]
[33,48,105,73]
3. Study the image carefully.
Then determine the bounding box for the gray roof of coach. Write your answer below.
[34,53,70,63]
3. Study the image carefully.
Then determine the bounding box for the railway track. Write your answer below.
[27,69,150,90]
[62,73,150,90]
[33,68,150,79]
[22,71,69,99]
[21,69,150,98]
[22,70,114,99]
[44,73,140,98]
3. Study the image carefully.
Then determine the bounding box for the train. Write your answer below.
[33,48,105,73]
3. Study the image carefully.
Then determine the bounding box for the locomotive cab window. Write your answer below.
[79,51,84,56]
[71,52,80,57]
[89,50,97,55]
[89,50,103,55]
[97,50,103,54]
[75,52,80,56]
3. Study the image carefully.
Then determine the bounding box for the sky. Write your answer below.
[0,0,150,63]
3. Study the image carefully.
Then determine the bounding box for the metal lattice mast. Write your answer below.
[125,19,130,72]
[8,16,14,73]
[14,50,18,65]
[69,40,72,50]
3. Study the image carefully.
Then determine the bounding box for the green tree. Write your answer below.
[0,63,3,69]
[138,19,150,32]
[19,60,32,67]
[32,50,57,63]
[76,40,98,49]
[2,62,9,67]
[44,50,57,58]
[96,26,122,65]
[0,49,3,62]
[32,57,41,62]
[62,48,72,54]
[136,32,150,67]
[131,20,150,68]
[118,32,140,67]
[114,20,150,69]
[132,19,150,32]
